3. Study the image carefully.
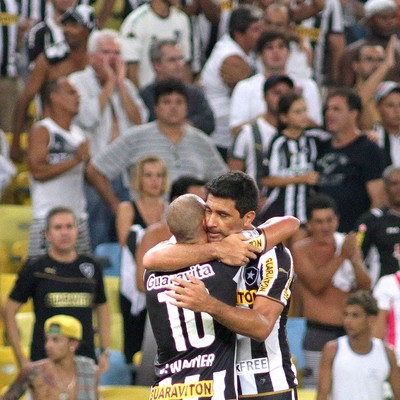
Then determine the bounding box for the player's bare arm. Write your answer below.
[144,216,300,271]
[1,365,39,400]
[144,233,260,272]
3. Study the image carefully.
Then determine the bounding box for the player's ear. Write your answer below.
[243,210,256,228]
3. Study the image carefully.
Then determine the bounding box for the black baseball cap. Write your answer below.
[263,75,294,94]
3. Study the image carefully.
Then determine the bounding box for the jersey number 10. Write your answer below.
[158,291,215,351]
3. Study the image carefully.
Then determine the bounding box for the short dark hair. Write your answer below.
[277,92,303,130]
[263,74,294,95]
[278,92,303,115]
[346,290,379,316]
[206,171,259,217]
[41,78,61,106]
[154,78,188,104]
[256,30,289,54]
[149,39,178,63]
[306,194,338,221]
[327,88,362,113]
[170,176,206,202]
[45,206,77,231]
[229,5,263,39]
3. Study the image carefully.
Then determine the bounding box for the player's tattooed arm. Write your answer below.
[1,365,39,399]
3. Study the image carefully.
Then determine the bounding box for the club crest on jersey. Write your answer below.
[244,266,259,286]
[79,263,94,278]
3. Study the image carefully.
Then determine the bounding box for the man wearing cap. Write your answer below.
[11,4,95,162]
[0,315,99,400]
[374,81,400,166]
[338,0,400,87]
[228,74,294,190]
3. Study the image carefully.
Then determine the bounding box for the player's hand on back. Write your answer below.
[215,233,261,266]
[166,276,210,312]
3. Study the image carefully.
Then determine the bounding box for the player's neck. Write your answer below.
[265,67,285,77]
[283,127,303,139]
[138,194,162,205]
[53,354,76,373]
[348,334,373,355]
[331,128,360,148]
[48,247,78,263]
[312,234,335,247]
[382,123,400,137]
[263,112,278,127]
[48,111,74,131]
[52,356,77,396]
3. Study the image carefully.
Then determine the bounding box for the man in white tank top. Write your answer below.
[28,76,92,257]
[317,290,400,400]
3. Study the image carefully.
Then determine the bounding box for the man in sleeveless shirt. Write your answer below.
[27,76,92,257]
[317,291,400,400]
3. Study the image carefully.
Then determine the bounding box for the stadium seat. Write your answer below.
[104,276,120,315]
[10,240,28,272]
[0,205,31,251]
[0,241,12,274]
[0,345,28,391]
[99,385,150,399]
[0,320,4,346]
[99,350,131,386]
[95,311,123,353]
[13,171,30,205]
[298,388,317,399]
[15,312,34,349]
[109,312,123,352]
[94,242,121,277]
[95,277,123,352]
[287,317,307,370]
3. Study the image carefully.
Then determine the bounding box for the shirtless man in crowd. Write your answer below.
[291,194,371,388]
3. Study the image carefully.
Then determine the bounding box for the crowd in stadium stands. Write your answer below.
[1,0,400,397]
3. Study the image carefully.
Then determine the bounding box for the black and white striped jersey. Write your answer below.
[261,131,319,223]
[0,0,19,77]
[27,15,66,63]
[20,0,46,22]
[21,0,96,22]
[26,0,96,64]
[236,244,298,397]
[145,261,239,400]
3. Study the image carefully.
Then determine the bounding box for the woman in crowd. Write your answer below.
[115,155,169,383]
[259,92,320,246]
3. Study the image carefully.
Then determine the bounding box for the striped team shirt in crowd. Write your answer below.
[0,0,18,77]
[262,131,319,224]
